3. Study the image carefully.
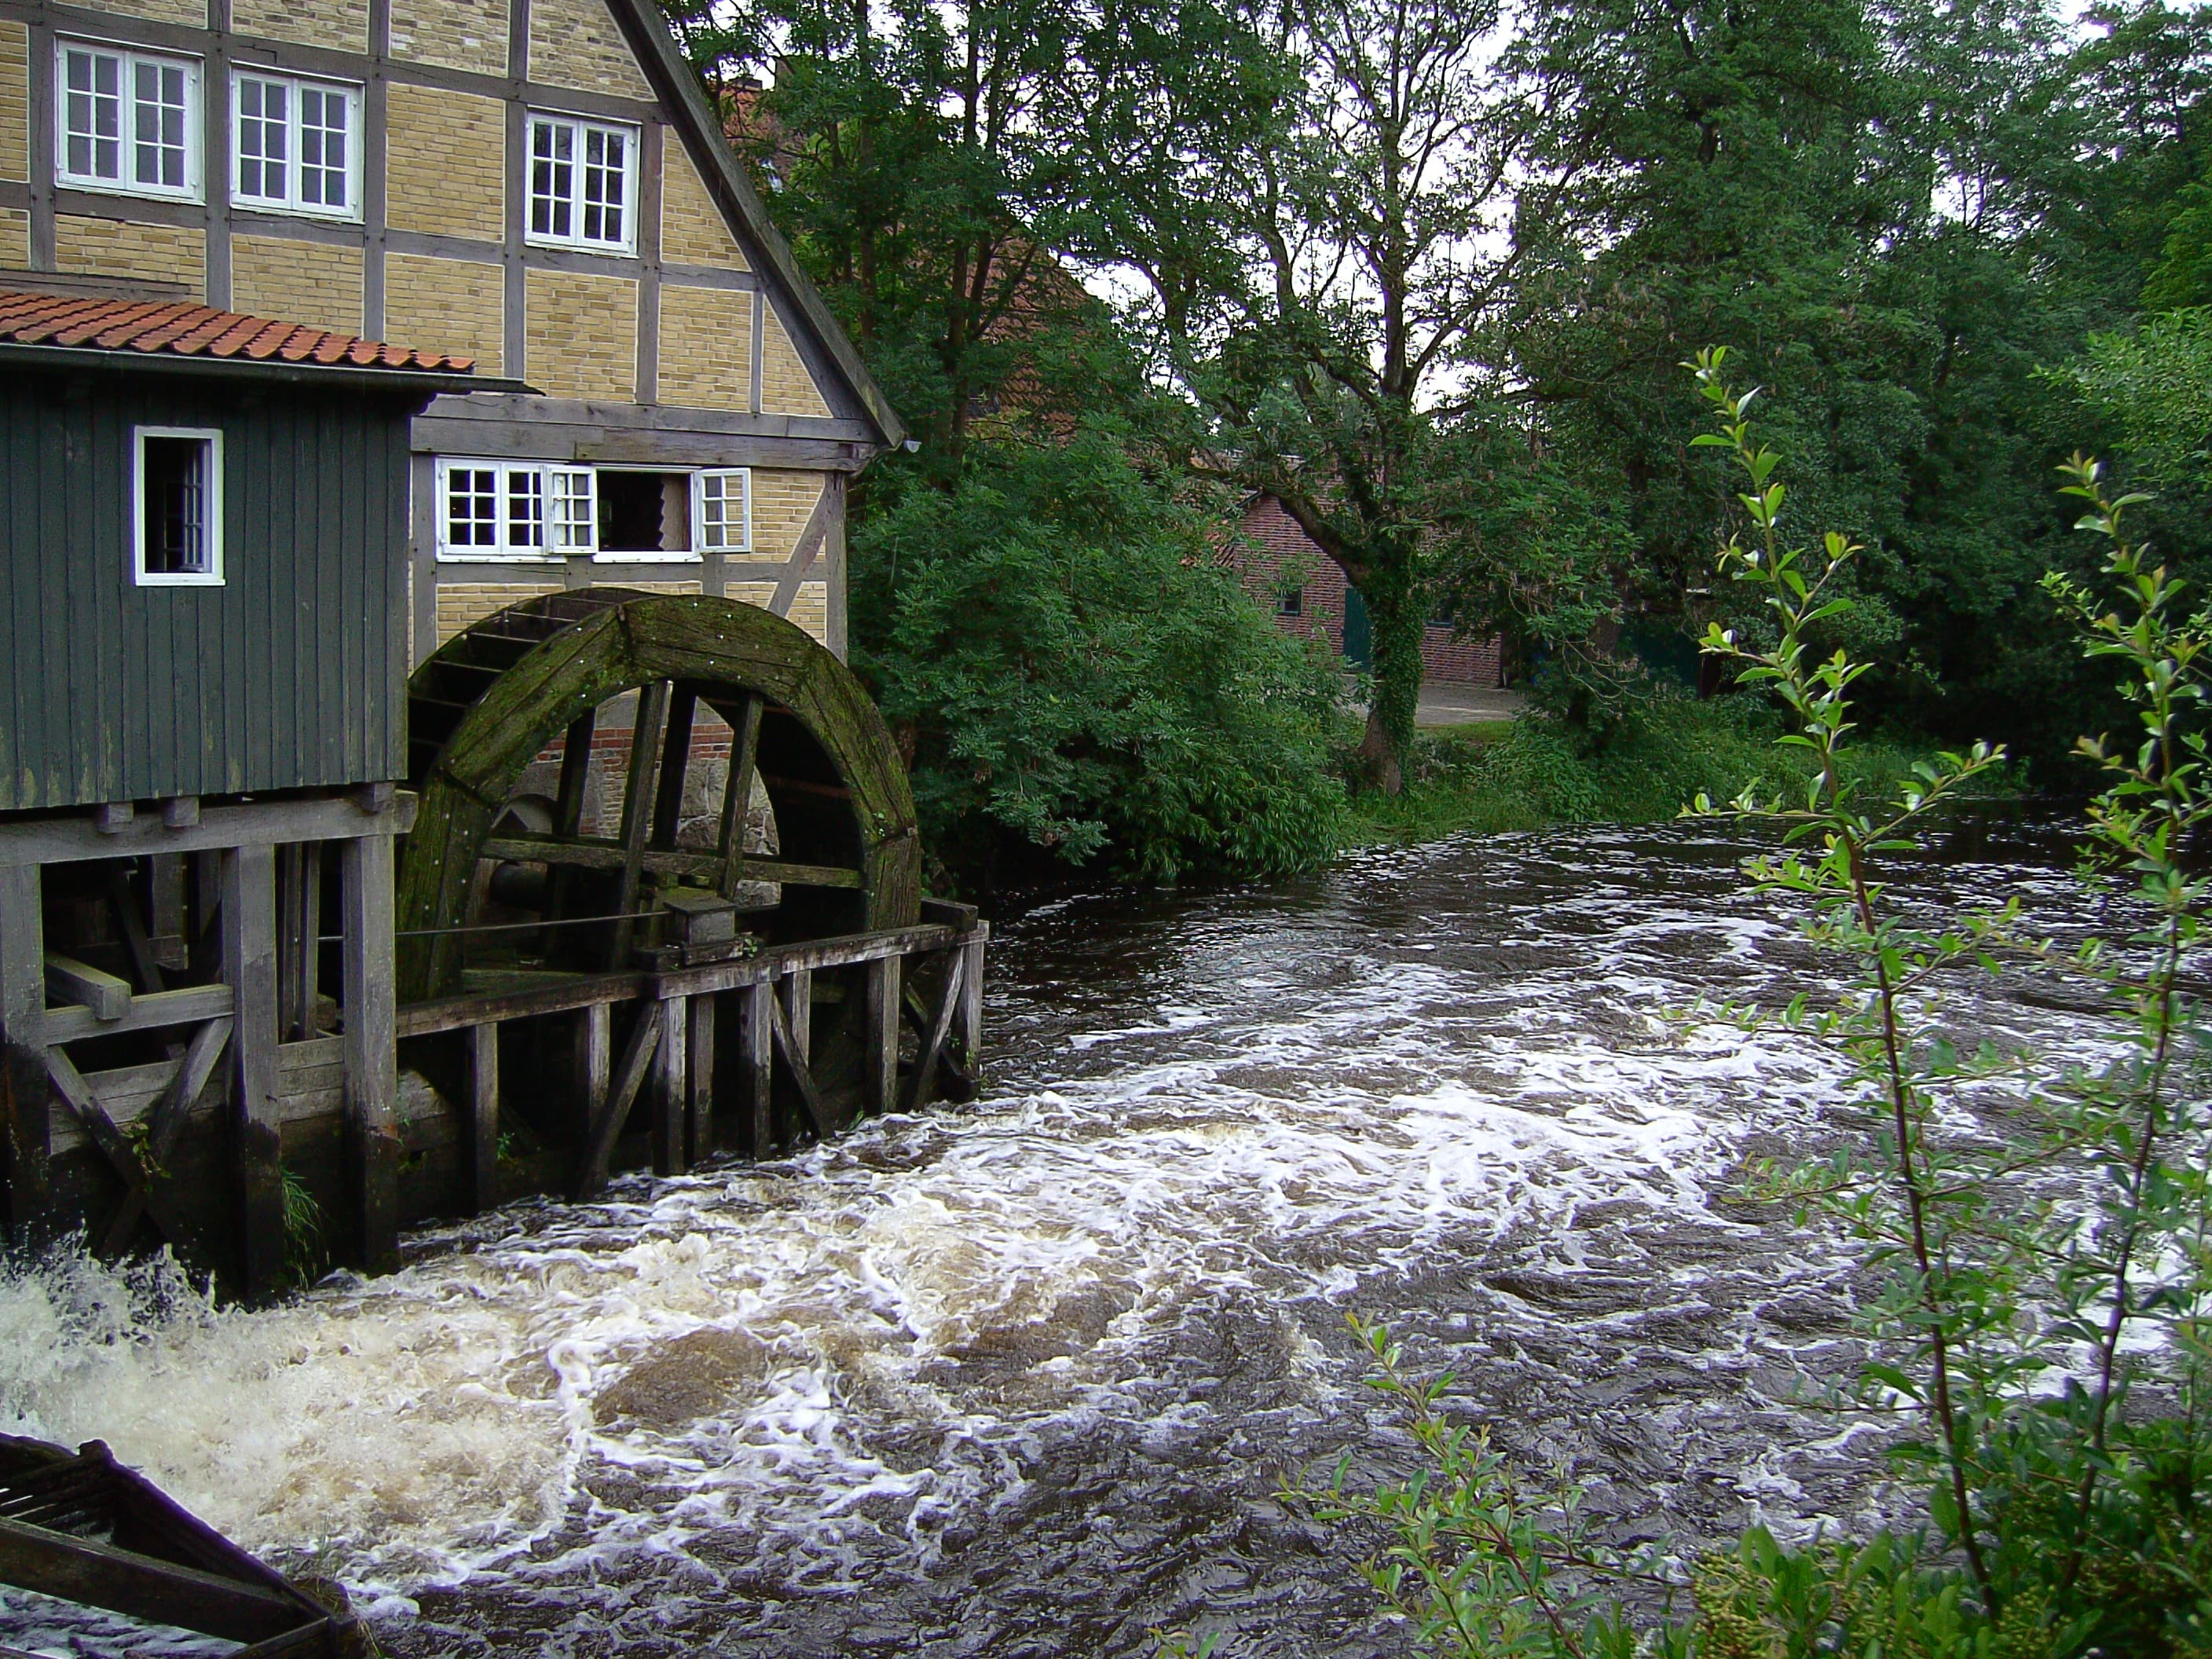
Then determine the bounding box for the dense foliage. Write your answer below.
[852,433,1346,884]
[657,0,2212,857]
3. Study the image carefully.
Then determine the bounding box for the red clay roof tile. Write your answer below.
[0,289,475,375]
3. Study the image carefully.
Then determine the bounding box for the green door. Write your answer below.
[1342,586,1372,670]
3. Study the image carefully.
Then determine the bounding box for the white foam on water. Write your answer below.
[0,822,2129,1646]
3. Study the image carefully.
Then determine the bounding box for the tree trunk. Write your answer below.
[1354,562,1422,795]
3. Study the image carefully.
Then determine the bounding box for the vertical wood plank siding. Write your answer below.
[0,368,415,810]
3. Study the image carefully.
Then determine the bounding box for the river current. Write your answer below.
[0,817,2124,1656]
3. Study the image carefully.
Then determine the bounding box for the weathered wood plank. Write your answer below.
[908,949,966,1115]
[864,957,899,1118]
[480,833,863,891]
[45,1047,196,1252]
[768,973,828,1139]
[742,981,771,1159]
[224,844,284,1300]
[0,866,47,1232]
[342,835,399,1273]
[97,1014,233,1256]
[0,1513,309,1646]
[0,795,416,869]
[579,1004,661,1196]
[653,994,686,1176]
[716,693,764,899]
[687,994,715,1163]
[610,681,671,968]
[467,1023,499,1214]
[41,985,236,1046]
[578,1002,612,1155]
[395,971,653,1038]
[43,954,130,1022]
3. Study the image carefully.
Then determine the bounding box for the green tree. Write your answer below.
[1074,0,1560,793]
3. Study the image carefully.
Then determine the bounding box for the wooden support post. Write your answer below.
[579,1002,661,1196]
[340,835,397,1273]
[653,993,686,1176]
[610,683,671,966]
[577,1001,611,1152]
[290,844,321,1041]
[650,684,697,851]
[277,845,303,1038]
[97,1015,233,1255]
[222,844,283,1298]
[0,866,49,1237]
[149,854,186,972]
[716,694,764,899]
[687,994,715,1163]
[780,965,811,1075]
[765,986,827,1141]
[742,980,771,1159]
[909,949,966,1115]
[864,956,899,1117]
[956,936,985,1078]
[466,1022,499,1214]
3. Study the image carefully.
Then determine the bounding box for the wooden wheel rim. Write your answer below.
[397,591,920,1001]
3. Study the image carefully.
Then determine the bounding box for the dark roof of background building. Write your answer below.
[0,290,478,371]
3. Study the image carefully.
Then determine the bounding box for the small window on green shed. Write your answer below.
[134,428,222,586]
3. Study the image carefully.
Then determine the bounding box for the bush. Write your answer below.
[852,433,1348,885]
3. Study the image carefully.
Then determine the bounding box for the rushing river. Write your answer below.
[0,816,2125,1657]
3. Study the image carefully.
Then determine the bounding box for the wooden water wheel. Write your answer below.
[397,589,921,1002]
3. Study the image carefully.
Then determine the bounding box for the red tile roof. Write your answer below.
[0,289,476,372]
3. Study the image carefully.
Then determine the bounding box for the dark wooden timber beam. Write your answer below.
[478,834,862,891]
[0,1514,310,1645]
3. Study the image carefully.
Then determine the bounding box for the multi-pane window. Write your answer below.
[440,461,596,557]
[134,429,223,585]
[234,72,359,218]
[526,114,635,251]
[57,43,200,199]
[694,471,751,552]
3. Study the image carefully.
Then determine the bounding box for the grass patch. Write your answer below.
[1343,697,2009,848]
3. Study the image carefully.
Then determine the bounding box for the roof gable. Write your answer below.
[594,0,905,448]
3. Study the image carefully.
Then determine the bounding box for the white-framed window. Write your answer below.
[57,41,201,200]
[526,112,636,253]
[133,427,223,586]
[438,460,595,558]
[693,469,752,552]
[233,71,361,219]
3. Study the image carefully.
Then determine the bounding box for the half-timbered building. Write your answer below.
[0,0,900,662]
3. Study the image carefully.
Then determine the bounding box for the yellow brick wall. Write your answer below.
[73,0,206,26]
[660,148,747,269]
[760,301,831,418]
[528,0,652,97]
[434,581,563,645]
[525,268,637,401]
[783,581,828,640]
[386,85,504,242]
[656,284,750,412]
[55,215,204,295]
[0,23,26,185]
[232,0,368,52]
[229,236,364,335]
[390,0,508,75]
[384,253,504,372]
[747,470,825,558]
[0,208,25,268]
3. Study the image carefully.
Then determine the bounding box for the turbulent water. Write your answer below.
[0,817,2127,1657]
